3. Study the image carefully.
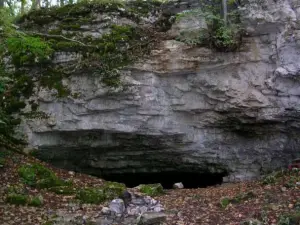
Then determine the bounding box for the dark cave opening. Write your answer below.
[101,171,225,189]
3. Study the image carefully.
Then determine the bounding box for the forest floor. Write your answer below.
[0,149,299,225]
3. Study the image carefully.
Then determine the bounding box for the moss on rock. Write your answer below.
[139,183,164,196]
[76,187,106,204]
[76,181,126,204]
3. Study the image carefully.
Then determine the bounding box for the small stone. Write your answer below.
[101,207,111,215]
[296,182,300,186]
[131,196,146,205]
[144,196,152,204]
[173,182,184,189]
[281,187,287,192]
[288,204,294,209]
[139,206,148,214]
[109,199,125,215]
[127,207,139,216]
[68,171,75,176]
[150,199,158,205]
[153,206,164,212]
[138,212,166,225]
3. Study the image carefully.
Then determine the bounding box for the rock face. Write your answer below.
[20,0,300,182]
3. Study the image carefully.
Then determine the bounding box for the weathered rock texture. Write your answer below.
[20,0,300,182]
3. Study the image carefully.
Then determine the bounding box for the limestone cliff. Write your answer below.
[17,0,300,182]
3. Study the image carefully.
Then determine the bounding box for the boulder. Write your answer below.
[173,182,184,189]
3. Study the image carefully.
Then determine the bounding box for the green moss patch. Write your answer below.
[76,181,126,204]
[17,0,163,25]
[220,191,256,208]
[5,184,44,207]
[139,183,164,196]
[6,193,29,205]
[48,186,77,195]
[102,181,126,199]
[76,187,106,204]
[6,193,43,207]
[28,195,44,207]
[18,163,71,189]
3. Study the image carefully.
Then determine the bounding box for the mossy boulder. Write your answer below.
[76,181,126,204]
[103,181,126,199]
[139,183,164,196]
[76,187,106,204]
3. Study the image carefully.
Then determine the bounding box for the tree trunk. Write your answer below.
[0,0,4,8]
[222,0,228,25]
[21,0,26,14]
[31,0,41,10]
[44,0,50,8]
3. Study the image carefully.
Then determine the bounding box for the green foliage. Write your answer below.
[220,191,256,208]
[40,69,70,97]
[220,197,230,208]
[28,195,43,206]
[92,24,150,87]
[0,10,53,149]
[6,36,53,66]
[6,193,29,205]
[0,8,14,35]
[262,173,277,185]
[5,185,43,207]
[18,163,70,188]
[102,181,126,199]
[261,169,300,187]
[176,4,242,51]
[277,212,300,225]
[139,183,164,196]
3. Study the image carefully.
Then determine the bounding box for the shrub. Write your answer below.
[175,4,242,51]
[6,36,53,66]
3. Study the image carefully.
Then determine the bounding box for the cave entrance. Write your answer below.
[101,171,225,189]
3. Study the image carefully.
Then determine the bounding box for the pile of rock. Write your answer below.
[97,191,166,225]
